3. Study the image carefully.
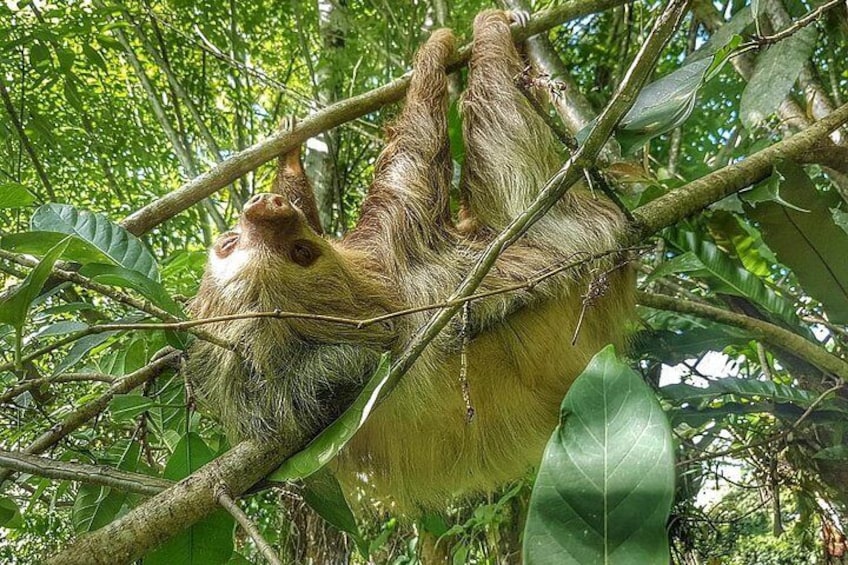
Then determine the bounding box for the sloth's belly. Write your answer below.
[336,295,613,511]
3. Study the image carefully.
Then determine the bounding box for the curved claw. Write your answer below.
[507,10,531,28]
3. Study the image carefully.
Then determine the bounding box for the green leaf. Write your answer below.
[1,231,112,266]
[744,162,848,324]
[0,237,70,328]
[523,346,674,564]
[29,42,51,69]
[740,27,817,130]
[659,378,822,406]
[671,230,802,328]
[302,468,367,556]
[269,353,391,481]
[33,320,89,338]
[644,251,703,283]
[0,496,23,528]
[31,203,159,280]
[813,446,848,460]
[633,324,753,363]
[616,58,711,154]
[0,182,36,208]
[146,433,234,565]
[52,327,123,376]
[79,264,185,319]
[73,441,140,532]
[109,394,155,422]
[707,211,775,277]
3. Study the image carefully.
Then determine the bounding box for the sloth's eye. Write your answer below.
[215,233,239,257]
[290,240,319,267]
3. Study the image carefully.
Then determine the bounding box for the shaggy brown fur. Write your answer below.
[186,11,634,512]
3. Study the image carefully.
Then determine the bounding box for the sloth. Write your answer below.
[186,10,634,511]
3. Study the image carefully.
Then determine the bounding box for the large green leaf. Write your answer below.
[79,263,186,319]
[0,237,70,329]
[744,162,848,323]
[740,27,817,130]
[660,377,821,406]
[671,230,801,328]
[145,433,234,565]
[523,346,674,564]
[269,353,391,481]
[31,203,159,280]
[0,496,23,528]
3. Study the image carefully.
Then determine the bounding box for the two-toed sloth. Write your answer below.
[187,11,634,511]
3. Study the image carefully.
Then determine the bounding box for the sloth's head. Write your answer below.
[193,192,398,347]
[206,193,331,289]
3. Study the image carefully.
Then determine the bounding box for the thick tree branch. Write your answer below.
[118,0,629,236]
[630,100,848,238]
[637,291,848,380]
[0,450,173,496]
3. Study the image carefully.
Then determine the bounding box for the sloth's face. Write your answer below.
[206,193,334,287]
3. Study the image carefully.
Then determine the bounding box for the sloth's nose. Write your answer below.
[247,193,286,207]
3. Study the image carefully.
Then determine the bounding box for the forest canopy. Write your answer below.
[1,0,848,563]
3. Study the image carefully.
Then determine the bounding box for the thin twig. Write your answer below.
[216,485,283,565]
[676,382,844,467]
[743,0,845,48]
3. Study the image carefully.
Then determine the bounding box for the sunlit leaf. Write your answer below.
[31,203,159,280]
[523,346,674,564]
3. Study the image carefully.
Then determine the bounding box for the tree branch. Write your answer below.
[0,450,173,496]
[0,351,180,484]
[630,99,848,238]
[118,0,630,236]
[637,291,848,380]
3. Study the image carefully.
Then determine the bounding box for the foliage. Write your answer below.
[1,0,847,563]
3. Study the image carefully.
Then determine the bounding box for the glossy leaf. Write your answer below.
[0,237,70,329]
[523,346,674,564]
[744,162,848,323]
[0,183,36,208]
[31,203,159,280]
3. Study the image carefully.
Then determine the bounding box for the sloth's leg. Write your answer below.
[459,10,563,231]
[348,29,456,263]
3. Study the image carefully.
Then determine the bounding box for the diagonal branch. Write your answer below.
[637,291,848,380]
[0,77,55,201]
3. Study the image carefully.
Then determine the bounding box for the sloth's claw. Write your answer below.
[507,10,531,28]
